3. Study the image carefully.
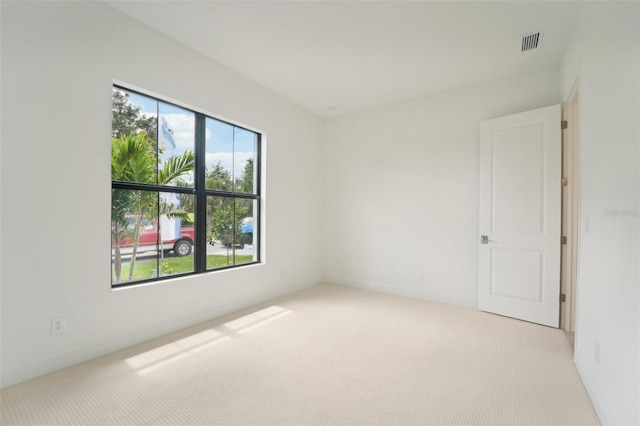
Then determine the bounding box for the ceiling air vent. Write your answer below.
[520,30,543,52]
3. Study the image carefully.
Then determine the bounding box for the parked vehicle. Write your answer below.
[112,215,194,257]
[216,217,254,248]
[241,217,253,245]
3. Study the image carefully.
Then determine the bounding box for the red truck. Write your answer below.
[112,216,194,257]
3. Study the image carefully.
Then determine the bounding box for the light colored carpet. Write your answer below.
[1,284,599,425]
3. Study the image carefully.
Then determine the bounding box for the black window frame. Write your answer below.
[111,84,262,288]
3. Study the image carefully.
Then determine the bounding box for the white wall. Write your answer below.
[0,1,324,387]
[561,3,639,425]
[323,69,561,307]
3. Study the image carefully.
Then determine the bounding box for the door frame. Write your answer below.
[560,83,580,332]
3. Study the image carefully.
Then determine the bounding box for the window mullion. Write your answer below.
[194,113,207,273]
[255,133,262,261]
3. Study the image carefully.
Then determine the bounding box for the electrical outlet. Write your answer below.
[51,318,67,334]
[418,272,424,282]
[594,341,600,364]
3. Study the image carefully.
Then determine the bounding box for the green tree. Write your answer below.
[206,163,233,246]
[207,162,233,191]
[236,158,254,194]
[205,162,252,249]
[235,158,254,244]
[112,89,157,141]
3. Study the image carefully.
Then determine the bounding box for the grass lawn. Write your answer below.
[113,253,254,282]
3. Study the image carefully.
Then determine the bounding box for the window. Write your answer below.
[111,86,261,287]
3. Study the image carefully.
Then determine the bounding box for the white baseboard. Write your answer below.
[324,276,477,309]
[0,279,318,389]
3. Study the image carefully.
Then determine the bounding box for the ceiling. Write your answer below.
[105,1,581,118]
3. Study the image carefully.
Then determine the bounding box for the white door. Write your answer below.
[478,105,561,328]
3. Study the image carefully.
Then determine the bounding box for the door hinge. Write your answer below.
[560,293,566,303]
[561,236,567,245]
[562,177,568,187]
[561,120,568,130]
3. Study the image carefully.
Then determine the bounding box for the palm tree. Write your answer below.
[111,131,194,282]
